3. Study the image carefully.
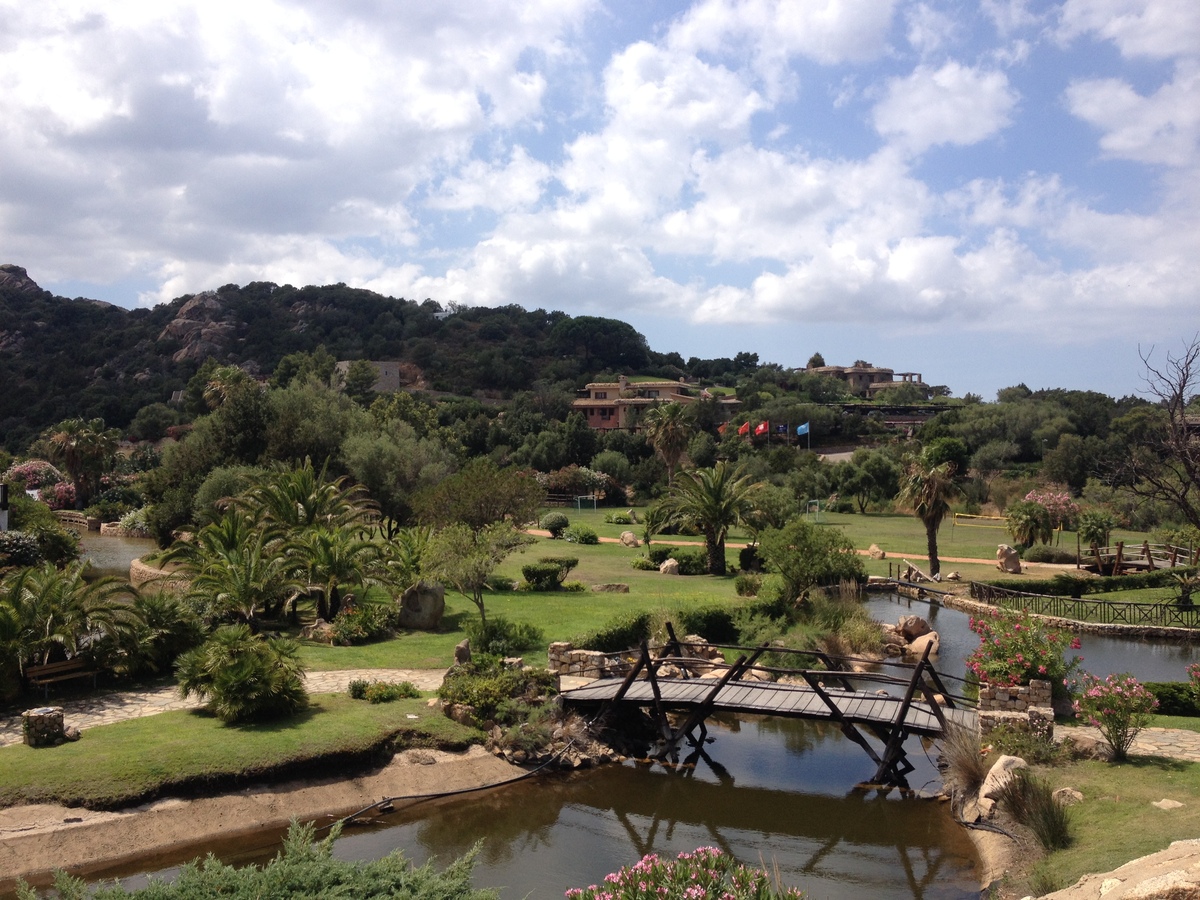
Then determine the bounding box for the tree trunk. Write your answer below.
[925,521,941,577]
[328,584,342,621]
[706,532,726,576]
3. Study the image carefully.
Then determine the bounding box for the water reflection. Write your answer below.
[98,716,979,900]
[78,534,155,578]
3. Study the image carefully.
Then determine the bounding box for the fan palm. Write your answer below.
[661,462,761,575]
[237,458,377,530]
[287,526,387,621]
[0,561,135,667]
[897,458,959,577]
[176,624,307,723]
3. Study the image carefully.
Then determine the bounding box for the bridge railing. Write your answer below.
[969,581,1200,629]
[573,632,976,710]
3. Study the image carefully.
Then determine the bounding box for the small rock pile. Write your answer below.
[879,614,941,658]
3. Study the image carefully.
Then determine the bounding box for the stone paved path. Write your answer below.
[0,668,446,748]
[1060,725,1200,762]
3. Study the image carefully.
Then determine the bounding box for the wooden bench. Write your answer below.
[26,658,97,698]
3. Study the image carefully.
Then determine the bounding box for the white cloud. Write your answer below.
[872,61,1018,154]
[428,148,552,213]
[906,3,959,57]
[1066,63,1200,167]
[1059,0,1200,60]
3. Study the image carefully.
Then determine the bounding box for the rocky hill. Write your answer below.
[0,264,663,452]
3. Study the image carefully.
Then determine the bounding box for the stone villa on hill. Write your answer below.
[805,362,926,399]
[572,375,740,430]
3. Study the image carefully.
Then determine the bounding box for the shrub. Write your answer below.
[465,616,545,657]
[0,530,43,568]
[986,723,1072,766]
[669,604,739,644]
[1145,679,1200,717]
[995,768,1073,851]
[565,846,805,900]
[522,556,579,590]
[563,524,598,544]
[175,625,308,724]
[117,591,205,679]
[348,679,422,703]
[26,522,81,565]
[574,611,654,652]
[540,511,570,538]
[603,512,632,525]
[561,580,586,592]
[485,574,517,592]
[966,608,1081,691]
[40,481,76,510]
[735,573,762,596]
[438,656,556,722]
[117,506,153,538]
[1074,672,1158,761]
[629,556,658,571]
[738,544,760,572]
[330,599,399,645]
[1021,545,1077,564]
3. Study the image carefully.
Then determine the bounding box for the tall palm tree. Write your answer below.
[661,462,761,575]
[44,417,120,509]
[643,403,693,484]
[237,459,377,530]
[897,458,959,577]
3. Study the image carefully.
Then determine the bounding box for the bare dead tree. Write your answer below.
[1123,336,1200,532]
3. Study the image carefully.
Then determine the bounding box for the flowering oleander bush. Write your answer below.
[1024,489,1080,531]
[3,459,63,490]
[1074,672,1158,761]
[565,847,805,900]
[967,608,1081,690]
[39,481,76,510]
[1187,662,1200,704]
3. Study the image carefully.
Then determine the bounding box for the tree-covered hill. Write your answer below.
[0,264,670,451]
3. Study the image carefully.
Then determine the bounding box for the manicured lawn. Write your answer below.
[0,693,480,809]
[299,535,746,671]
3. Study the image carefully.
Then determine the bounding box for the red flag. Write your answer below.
[717,423,727,435]
[754,421,769,436]
[737,421,750,436]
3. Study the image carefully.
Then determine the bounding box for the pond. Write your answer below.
[77,533,156,578]
[863,593,1200,684]
[76,715,981,900]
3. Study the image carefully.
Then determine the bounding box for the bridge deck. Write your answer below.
[562,677,976,737]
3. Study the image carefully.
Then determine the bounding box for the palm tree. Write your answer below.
[176,624,307,723]
[169,514,300,629]
[287,526,387,621]
[0,561,135,667]
[661,462,761,575]
[642,403,693,484]
[44,417,120,508]
[897,458,959,577]
[1005,500,1053,548]
[237,459,377,530]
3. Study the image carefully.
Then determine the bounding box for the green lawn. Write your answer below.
[1025,756,1200,895]
[0,693,480,809]
[299,535,745,671]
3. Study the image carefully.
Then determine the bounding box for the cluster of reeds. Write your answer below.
[995,769,1074,851]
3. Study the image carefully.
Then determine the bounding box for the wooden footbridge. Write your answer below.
[1078,541,1198,575]
[561,625,976,789]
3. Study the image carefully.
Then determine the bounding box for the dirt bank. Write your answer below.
[0,746,521,891]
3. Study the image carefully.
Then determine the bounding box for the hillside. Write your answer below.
[0,264,664,451]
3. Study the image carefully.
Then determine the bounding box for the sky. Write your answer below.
[2,0,1198,401]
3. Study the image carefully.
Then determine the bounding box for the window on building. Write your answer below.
[595,391,607,399]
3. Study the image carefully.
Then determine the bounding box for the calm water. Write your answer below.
[78,716,981,900]
[864,593,1200,684]
[77,534,156,578]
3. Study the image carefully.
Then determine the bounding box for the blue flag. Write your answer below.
[796,422,810,436]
